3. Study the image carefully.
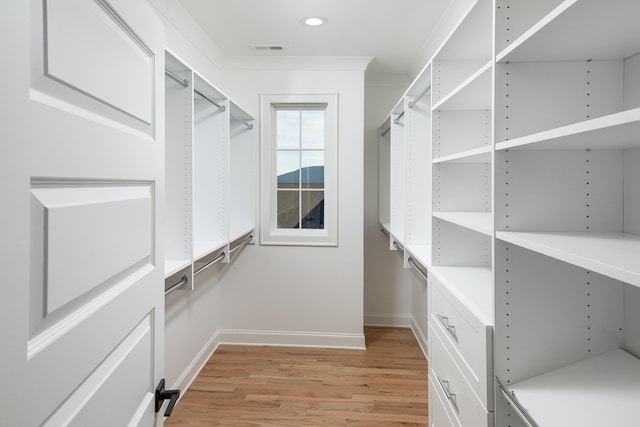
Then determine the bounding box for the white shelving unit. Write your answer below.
[228,103,256,245]
[379,1,640,425]
[165,53,194,283]
[164,51,255,294]
[389,100,406,250]
[404,67,432,271]
[430,0,495,424]
[494,1,640,425]
[378,116,391,234]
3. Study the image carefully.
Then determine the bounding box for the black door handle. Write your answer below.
[155,379,180,417]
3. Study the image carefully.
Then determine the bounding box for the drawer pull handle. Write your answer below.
[436,376,456,400]
[436,314,455,332]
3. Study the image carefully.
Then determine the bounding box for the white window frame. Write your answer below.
[260,93,338,246]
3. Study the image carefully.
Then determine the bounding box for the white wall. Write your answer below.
[363,75,413,327]
[217,60,369,348]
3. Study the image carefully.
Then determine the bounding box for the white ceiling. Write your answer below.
[177,0,454,76]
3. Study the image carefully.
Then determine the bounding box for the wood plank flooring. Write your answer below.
[165,327,428,426]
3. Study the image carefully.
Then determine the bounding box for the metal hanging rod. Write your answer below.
[381,126,391,137]
[393,111,405,125]
[380,227,390,238]
[496,377,539,427]
[229,234,254,254]
[194,252,226,277]
[193,89,254,130]
[392,240,405,256]
[229,112,254,130]
[407,257,428,282]
[408,84,431,109]
[165,69,188,88]
[194,88,226,111]
[165,275,189,296]
[165,69,253,130]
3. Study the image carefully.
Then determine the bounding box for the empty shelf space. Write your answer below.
[165,259,191,278]
[497,0,640,63]
[432,61,492,111]
[496,108,640,151]
[434,212,493,236]
[496,231,640,287]
[433,145,492,164]
[503,349,640,427]
[429,266,493,325]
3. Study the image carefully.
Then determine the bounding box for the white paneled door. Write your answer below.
[1,1,166,426]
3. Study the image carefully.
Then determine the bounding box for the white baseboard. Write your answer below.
[218,329,366,350]
[169,329,222,393]
[364,313,412,327]
[411,317,429,361]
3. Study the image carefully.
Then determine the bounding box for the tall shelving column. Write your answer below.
[493,1,640,426]
[389,100,406,253]
[192,74,229,272]
[378,117,391,235]
[164,52,194,291]
[404,66,433,272]
[427,1,495,426]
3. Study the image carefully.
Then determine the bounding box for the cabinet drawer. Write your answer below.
[430,324,494,427]
[429,375,460,427]
[429,277,493,409]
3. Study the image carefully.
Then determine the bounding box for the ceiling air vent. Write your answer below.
[252,45,284,51]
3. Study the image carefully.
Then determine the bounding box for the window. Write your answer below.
[260,94,337,246]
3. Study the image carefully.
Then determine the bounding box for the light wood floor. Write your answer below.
[165,327,428,426]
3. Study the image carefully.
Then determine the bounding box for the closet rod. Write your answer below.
[380,227,390,238]
[229,234,254,254]
[194,252,226,277]
[229,112,254,130]
[392,240,404,256]
[381,126,391,137]
[496,378,539,427]
[194,88,226,111]
[408,257,428,282]
[393,111,405,125]
[165,69,188,88]
[193,89,254,130]
[408,84,431,109]
[165,275,189,296]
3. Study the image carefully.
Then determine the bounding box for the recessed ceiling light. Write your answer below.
[303,16,327,26]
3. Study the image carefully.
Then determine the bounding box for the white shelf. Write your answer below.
[496,231,640,287]
[506,349,640,427]
[193,239,227,261]
[229,226,255,244]
[406,244,431,271]
[433,145,491,164]
[432,61,492,111]
[434,212,493,236]
[496,108,640,151]
[429,266,493,325]
[497,0,640,63]
[164,259,191,278]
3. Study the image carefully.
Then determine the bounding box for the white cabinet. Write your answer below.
[164,51,255,294]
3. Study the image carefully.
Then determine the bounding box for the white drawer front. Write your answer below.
[429,375,460,427]
[430,325,494,427]
[430,277,493,409]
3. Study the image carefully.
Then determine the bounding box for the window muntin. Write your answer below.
[275,107,325,229]
[260,93,337,246]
